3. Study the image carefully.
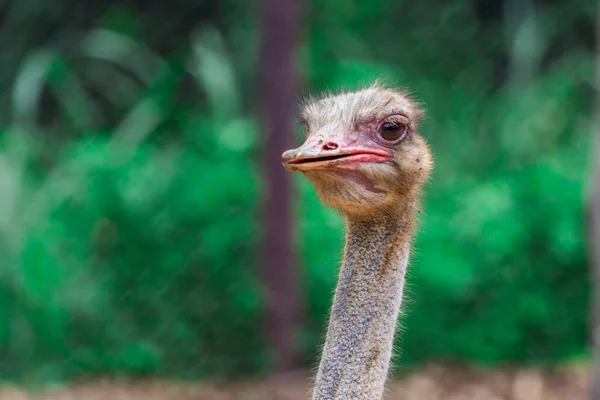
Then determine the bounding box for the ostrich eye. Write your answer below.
[378,121,407,143]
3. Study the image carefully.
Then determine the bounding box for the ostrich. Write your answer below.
[281,83,433,399]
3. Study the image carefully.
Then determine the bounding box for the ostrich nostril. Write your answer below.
[322,142,339,151]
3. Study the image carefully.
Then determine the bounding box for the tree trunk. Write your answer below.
[259,0,300,373]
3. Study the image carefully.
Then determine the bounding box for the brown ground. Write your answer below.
[0,365,590,400]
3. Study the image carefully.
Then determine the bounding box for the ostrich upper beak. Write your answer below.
[281,136,392,172]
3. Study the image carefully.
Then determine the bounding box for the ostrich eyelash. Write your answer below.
[380,113,410,125]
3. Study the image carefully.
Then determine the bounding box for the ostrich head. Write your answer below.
[282,83,433,216]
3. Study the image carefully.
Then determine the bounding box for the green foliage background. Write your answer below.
[0,0,594,382]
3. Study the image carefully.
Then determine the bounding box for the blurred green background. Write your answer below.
[0,0,594,385]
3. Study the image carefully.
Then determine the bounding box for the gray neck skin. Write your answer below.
[312,211,412,400]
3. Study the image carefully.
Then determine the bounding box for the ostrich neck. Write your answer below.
[312,206,416,400]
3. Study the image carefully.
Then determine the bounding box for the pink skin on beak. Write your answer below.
[281,135,392,172]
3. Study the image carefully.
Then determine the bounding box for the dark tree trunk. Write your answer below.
[592,1,600,398]
[259,0,300,373]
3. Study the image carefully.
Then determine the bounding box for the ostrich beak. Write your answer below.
[281,136,391,172]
